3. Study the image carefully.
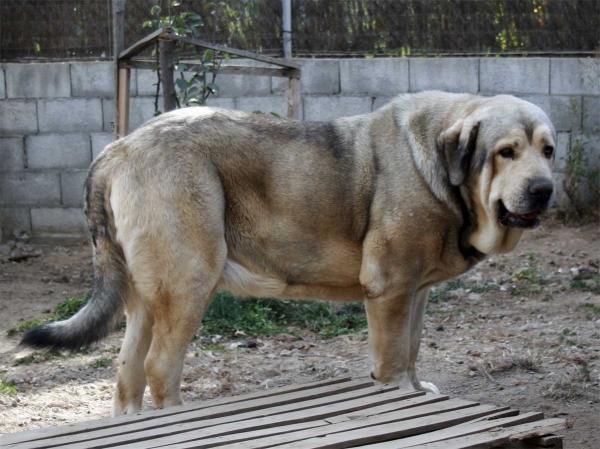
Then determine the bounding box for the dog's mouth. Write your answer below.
[498,201,540,229]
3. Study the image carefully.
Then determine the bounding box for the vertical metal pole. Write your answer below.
[282,0,292,59]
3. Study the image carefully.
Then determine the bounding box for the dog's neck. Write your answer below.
[456,185,487,266]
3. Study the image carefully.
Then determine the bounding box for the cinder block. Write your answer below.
[551,59,600,95]
[102,99,116,132]
[71,62,115,97]
[235,96,292,119]
[38,98,103,133]
[205,97,235,110]
[31,207,88,237]
[5,63,71,98]
[519,95,582,132]
[130,97,160,130]
[480,58,549,94]
[410,58,478,93]
[554,132,570,172]
[0,69,5,99]
[272,60,340,95]
[0,172,61,206]
[137,68,162,96]
[91,132,116,159]
[0,207,31,239]
[304,96,372,122]
[373,97,394,111]
[340,59,408,95]
[61,170,89,207]
[551,173,569,210]
[26,134,91,170]
[0,100,38,135]
[0,137,25,171]
[583,96,600,134]
[212,73,271,98]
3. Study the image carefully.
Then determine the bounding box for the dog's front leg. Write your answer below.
[360,245,418,390]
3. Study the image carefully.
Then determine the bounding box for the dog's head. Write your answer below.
[439,95,556,254]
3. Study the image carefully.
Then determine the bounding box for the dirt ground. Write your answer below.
[0,221,598,447]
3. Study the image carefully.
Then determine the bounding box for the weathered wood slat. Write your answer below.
[119,59,301,79]
[359,412,544,448]
[0,377,353,446]
[10,381,382,449]
[122,391,440,449]
[118,27,170,61]
[403,418,566,449]
[228,403,504,449]
[165,33,301,69]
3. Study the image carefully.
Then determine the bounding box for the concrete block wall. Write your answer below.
[1,58,598,240]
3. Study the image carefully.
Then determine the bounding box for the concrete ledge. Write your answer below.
[0,137,25,172]
[27,134,91,170]
[5,63,71,98]
[480,58,550,94]
[340,59,409,95]
[61,170,88,207]
[273,60,340,95]
[304,96,372,121]
[31,207,88,237]
[551,59,600,95]
[38,98,103,133]
[410,58,478,93]
[0,100,38,135]
[1,172,61,206]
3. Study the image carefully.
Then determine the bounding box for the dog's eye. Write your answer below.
[543,146,554,159]
[499,147,515,159]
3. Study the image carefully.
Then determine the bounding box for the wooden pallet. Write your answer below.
[0,377,565,448]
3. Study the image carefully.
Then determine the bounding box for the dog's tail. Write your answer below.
[21,150,129,351]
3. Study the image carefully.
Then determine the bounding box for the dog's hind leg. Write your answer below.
[407,288,440,394]
[112,297,153,416]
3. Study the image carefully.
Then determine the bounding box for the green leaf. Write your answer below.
[176,78,188,91]
[191,27,200,39]
[150,5,161,16]
[253,3,259,14]
[176,63,188,71]
[203,49,214,62]
[142,20,153,29]
[270,112,281,118]
[206,83,220,95]
[171,1,181,7]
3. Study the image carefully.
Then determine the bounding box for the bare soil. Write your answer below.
[0,222,598,447]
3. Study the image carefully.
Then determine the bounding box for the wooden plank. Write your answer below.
[402,418,566,449]
[118,27,170,61]
[116,68,130,136]
[223,403,504,449]
[0,377,354,446]
[9,380,379,449]
[166,33,301,69]
[288,77,301,119]
[360,412,544,448]
[112,0,126,134]
[120,59,301,79]
[121,391,437,449]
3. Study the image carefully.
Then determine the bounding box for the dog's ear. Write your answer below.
[438,119,480,186]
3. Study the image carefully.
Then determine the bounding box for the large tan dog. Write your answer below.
[22,91,556,416]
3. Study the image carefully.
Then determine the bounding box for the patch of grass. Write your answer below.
[7,291,91,336]
[428,280,467,304]
[578,303,600,315]
[90,358,112,369]
[512,265,544,285]
[562,328,576,336]
[201,343,225,352]
[14,350,64,366]
[0,380,18,396]
[570,280,600,295]
[201,292,367,338]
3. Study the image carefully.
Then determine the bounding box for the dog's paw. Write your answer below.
[418,381,440,394]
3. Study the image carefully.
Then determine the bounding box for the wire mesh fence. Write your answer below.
[1,0,599,62]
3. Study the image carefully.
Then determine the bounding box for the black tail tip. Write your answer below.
[20,324,57,349]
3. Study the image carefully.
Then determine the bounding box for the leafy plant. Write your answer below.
[144,1,260,113]
[90,358,113,369]
[0,380,18,396]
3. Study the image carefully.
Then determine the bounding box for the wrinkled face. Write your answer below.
[466,97,556,254]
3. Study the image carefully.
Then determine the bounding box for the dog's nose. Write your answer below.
[528,178,554,203]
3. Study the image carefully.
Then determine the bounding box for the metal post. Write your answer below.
[282,0,292,58]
